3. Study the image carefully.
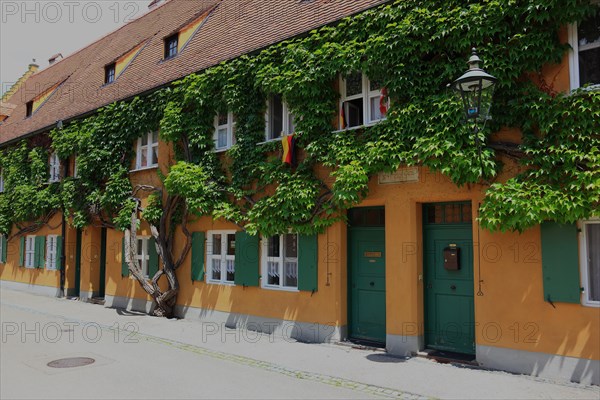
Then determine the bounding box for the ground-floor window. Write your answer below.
[262,234,298,290]
[581,220,600,306]
[25,236,35,268]
[207,231,236,284]
[45,235,58,270]
[133,237,150,277]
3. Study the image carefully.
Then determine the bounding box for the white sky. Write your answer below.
[1,0,149,96]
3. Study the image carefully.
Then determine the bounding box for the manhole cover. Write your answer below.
[47,357,95,368]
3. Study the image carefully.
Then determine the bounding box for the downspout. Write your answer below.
[59,123,68,297]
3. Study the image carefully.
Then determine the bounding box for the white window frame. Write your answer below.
[24,236,35,269]
[134,131,159,171]
[339,72,388,130]
[265,94,295,141]
[580,219,600,307]
[46,235,58,270]
[213,112,235,152]
[261,234,299,291]
[49,152,61,183]
[0,168,4,193]
[568,3,600,91]
[206,230,236,285]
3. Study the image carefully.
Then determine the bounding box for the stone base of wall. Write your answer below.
[0,280,61,297]
[105,295,345,344]
[477,344,599,385]
[386,334,424,356]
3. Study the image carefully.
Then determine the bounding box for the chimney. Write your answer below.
[48,53,63,65]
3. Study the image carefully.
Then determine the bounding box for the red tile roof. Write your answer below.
[0,0,388,145]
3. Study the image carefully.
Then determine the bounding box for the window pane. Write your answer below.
[370,96,384,122]
[212,234,222,255]
[141,148,148,167]
[283,261,298,288]
[269,95,283,139]
[267,261,280,285]
[284,234,297,258]
[212,258,221,280]
[579,47,600,86]
[138,239,144,256]
[152,131,159,143]
[587,224,600,302]
[369,78,382,91]
[287,113,296,134]
[151,145,159,165]
[218,113,228,126]
[578,9,600,48]
[345,72,363,97]
[227,234,236,256]
[141,134,148,146]
[344,98,364,128]
[268,236,280,257]
[218,128,228,149]
[226,260,235,282]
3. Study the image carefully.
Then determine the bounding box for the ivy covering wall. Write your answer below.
[0,0,598,237]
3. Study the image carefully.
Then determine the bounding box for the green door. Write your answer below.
[348,207,386,345]
[424,202,475,355]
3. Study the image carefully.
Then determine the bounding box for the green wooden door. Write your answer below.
[348,208,386,344]
[424,202,475,355]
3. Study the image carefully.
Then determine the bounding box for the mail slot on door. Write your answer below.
[443,246,460,270]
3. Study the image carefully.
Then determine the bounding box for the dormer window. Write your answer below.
[164,34,179,59]
[105,63,116,84]
[26,101,33,117]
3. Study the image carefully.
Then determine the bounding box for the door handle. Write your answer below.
[370,282,375,287]
[450,285,457,290]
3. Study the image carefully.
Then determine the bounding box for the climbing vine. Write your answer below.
[1,0,598,238]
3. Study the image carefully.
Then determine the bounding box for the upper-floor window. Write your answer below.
[214,112,235,151]
[164,34,179,59]
[73,156,79,178]
[580,219,600,306]
[262,233,298,290]
[339,72,388,129]
[105,63,116,84]
[569,5,600,89]
[207,231,236,284]
[26,101,33,118]
[0,169,4,193]
[265,94,295,141]
[49,152,61,183]
[135,132,159,170]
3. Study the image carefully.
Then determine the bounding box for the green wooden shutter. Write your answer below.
[55,236,63,271]
[541,222,581,304]
[35,236,46,269]
[121,237,130,277]
[148,237,159,278]
[298,234,319,292]
[234,231,260,287]
[19,237,25,266]
[1,235,7,263]
[191,232,205,282]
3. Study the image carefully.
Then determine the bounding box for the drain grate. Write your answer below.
[47,357,95,368]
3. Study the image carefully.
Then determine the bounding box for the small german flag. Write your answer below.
[282,135,296,166]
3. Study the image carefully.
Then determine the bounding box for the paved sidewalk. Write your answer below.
[1,288,599,400]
